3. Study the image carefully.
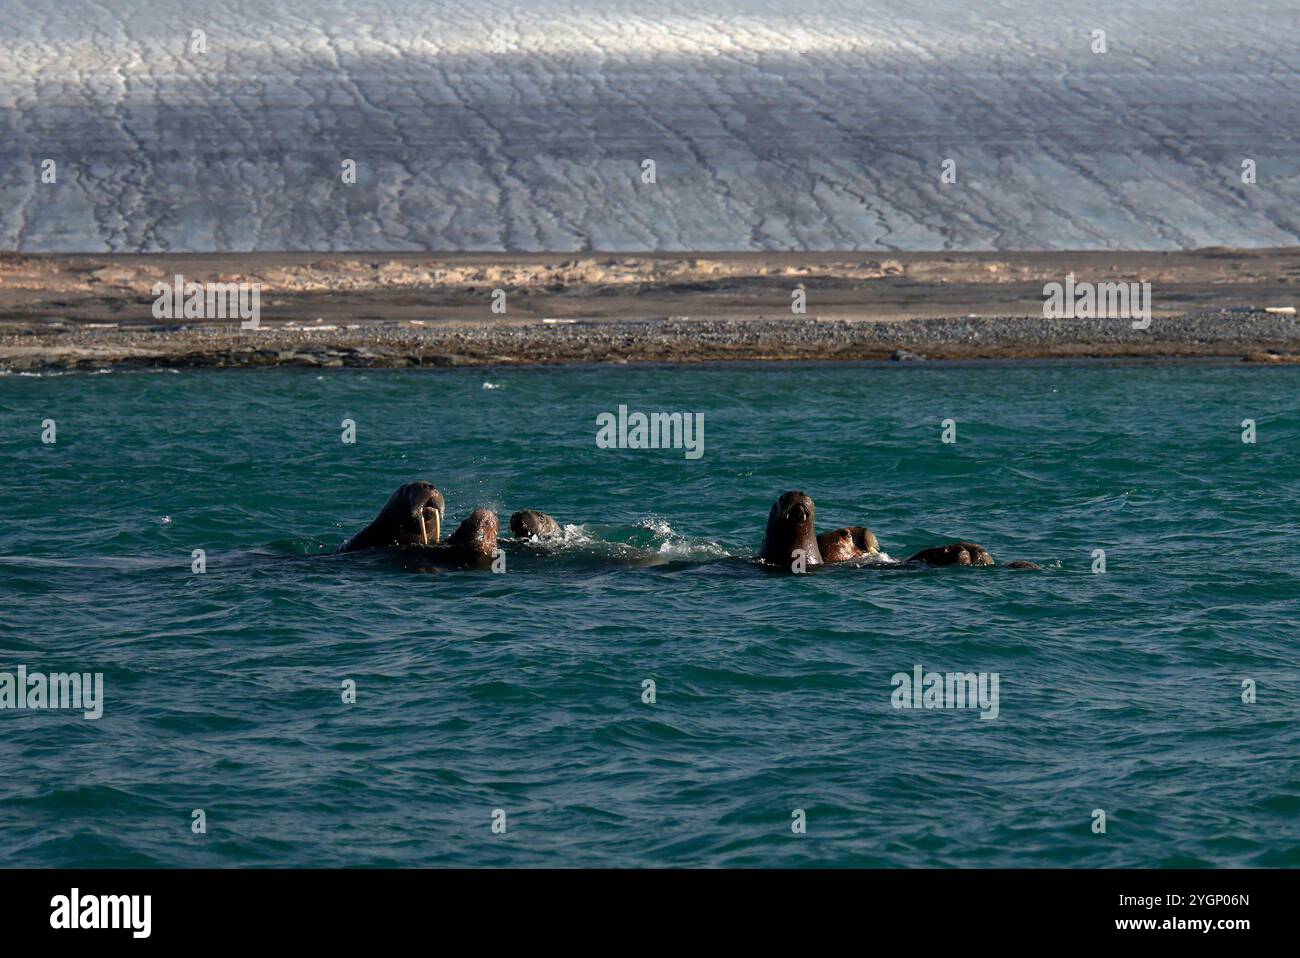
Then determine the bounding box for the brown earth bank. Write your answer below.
[1,249,1297,370]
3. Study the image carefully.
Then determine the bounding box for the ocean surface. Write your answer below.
[1,362,1298,868]
[2,0,1297,251]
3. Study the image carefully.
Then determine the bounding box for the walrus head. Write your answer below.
[510,509,562,539]
[817,526,881,563]
[337,480,445,553]
[759,490,823,570]
[400,481,446,546]
[907,541,994,567]
[447,508,500,560]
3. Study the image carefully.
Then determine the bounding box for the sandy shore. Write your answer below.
[1,249,1298,370]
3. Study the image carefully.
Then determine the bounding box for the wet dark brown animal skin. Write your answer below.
[337,481,445,553]
[443,508,500,562]
[1004,560,1042,570]
[817,526,881,563]
[510,509,561,538]
[759,491,823,570]
[907,541,995,567]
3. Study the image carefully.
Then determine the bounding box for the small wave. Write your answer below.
[556,522,598,546]
[260,538,336,556]
[625,518,736,560]
[508,521,734,565]
[1064,490,1135,513]
[656,537,733,560]
[0,553,196,572]
[637,516,676,537]
[833,550,900,567]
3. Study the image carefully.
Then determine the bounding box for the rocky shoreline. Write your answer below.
[3,310,1299,371]
[2,249,1297,370]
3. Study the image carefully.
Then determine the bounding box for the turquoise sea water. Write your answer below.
[1,362,1298,868]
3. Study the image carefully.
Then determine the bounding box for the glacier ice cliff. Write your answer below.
[0,0,1296,251]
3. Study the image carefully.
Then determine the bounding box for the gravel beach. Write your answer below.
[2,249,1297,370]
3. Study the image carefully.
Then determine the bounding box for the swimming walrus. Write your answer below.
[817,526,881,563]
[907,543,1041,570]
[396,508,501,569]
[763,491,1035,572]
[907,541,995,567]
[337,481,445,553]
[759,491,823,570]
[510,509,562,539]
[435,508,500,565]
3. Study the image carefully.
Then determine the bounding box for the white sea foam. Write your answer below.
[845,550,899,567]
[637,517,677,538]
[656,537,733,560]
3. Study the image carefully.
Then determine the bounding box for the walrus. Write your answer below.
[906,542,994,566]
[817,526,881,563]
[759,491,823,570]
[906,543,1042,569]
[396,508,501,570]
[434,508,500,564]
[337,481,444,553]
[510,509,562,539]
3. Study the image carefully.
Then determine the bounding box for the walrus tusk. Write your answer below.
[432,508,441,544]
[417,512,428,546]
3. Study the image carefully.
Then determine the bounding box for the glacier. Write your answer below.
[0,0,1296,251]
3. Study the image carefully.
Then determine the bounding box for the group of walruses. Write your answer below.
[336,481,1040,571]
[756,489,1038,570]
